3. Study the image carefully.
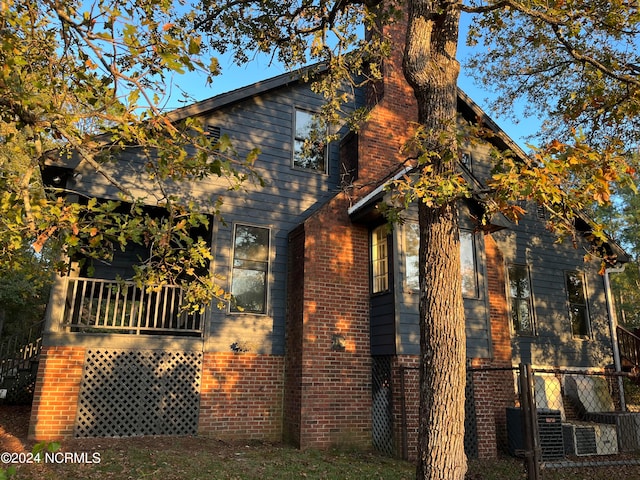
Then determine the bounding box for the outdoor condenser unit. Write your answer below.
[506,408,564,461]
[587,412,640,452]
[562,423,618,456]
[536,410,564,461]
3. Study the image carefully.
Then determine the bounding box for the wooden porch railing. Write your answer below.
[617,325,640,371]
[63,277,204,336]
[0,319,44,384]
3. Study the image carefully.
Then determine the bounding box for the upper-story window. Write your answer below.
[293,109,327,173]
[507,264,535,335]
[565,271,591,338]
[460,151,473,171]
[230,224,270,314]
[371,225,389,294]
[404,224,478,298]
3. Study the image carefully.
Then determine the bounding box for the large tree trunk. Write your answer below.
[403,1,467,479]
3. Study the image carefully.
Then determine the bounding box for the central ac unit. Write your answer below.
[562,423,618,456]
[506,408,564,461]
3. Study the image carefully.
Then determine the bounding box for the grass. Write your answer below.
[6,439,416,480]
[2,404,640,480]
[7,439,640,480]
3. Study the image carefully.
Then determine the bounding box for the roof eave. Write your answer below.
[167,64,326,122]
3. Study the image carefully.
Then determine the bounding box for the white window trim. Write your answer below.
[565,270,592,339]
[292,108,329,174]
[371,225,389,294]
[507,263,536,336]
[228,223,272,315]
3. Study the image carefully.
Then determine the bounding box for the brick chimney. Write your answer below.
[354,8,419,197]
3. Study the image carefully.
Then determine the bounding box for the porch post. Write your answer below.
[43,272,68,334]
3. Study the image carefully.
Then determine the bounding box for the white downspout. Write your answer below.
[605,264,626,411]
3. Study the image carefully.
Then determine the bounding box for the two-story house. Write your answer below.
[29,15,627,460]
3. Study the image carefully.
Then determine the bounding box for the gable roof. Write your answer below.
[167,65,325,122]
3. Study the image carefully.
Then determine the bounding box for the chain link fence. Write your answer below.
[523,366,640,478]
[379,360,640,478]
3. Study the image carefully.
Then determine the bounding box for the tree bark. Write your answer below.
[403,1,467,479]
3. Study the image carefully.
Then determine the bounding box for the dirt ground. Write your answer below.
[0,405,32,453]
[0,404,232,455]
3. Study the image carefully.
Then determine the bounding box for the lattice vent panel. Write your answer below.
[372,356,394,456]
[74,349,202,437]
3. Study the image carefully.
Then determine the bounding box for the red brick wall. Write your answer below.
[198,352,284,441]
[29,346,85,440]
[469,360,516,458]
[284,196,373,449]
[357,10,418,195]
[485,234,514,367]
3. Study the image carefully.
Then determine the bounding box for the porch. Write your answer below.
[55,276,205,337]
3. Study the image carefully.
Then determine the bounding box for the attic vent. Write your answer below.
[536,204,547,220]
[207,125,221,142]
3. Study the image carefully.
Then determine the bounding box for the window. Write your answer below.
[405,223,420,291]
[460,231,478,298]
[565,271,590,338]
[508,265,535,335]
[461,151,473,171]
[404,224,477,298]
[372,226,389,293]
[293,109,327,172]
[230,224,270,314]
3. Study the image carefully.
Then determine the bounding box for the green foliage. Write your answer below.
[384,124,473,215]
[190,0,397,130]
[464,0,640,149]
[0,0,261,311]
[486,132,636,269]
[592,156,640,326]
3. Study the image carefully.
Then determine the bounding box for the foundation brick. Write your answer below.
[29,346,85,440]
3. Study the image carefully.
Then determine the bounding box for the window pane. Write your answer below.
[511,299,532,334]
[566,273,584,303]
[405,223,420,291]
[295,110,314,139]
[461,152,472,170]
[294,110,326,172]
[372,226,389,293]
[508,265,534,335]
[231,269,266,313]
[569,304,589,337]
[231,225,269,314]
[460,231,477,298]
[234,225,269,262]
[566,271,590,337]
[406,225,477,295]
[508,265,530,300]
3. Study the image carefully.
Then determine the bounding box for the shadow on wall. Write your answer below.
[493,222,614,369]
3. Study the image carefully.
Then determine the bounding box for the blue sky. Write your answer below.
[162,14,541,151]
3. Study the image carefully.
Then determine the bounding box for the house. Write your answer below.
[28,15,629,460]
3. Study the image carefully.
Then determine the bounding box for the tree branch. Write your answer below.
[54,124,136,200]
[550,23,640,88]
[460,1,509,14]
